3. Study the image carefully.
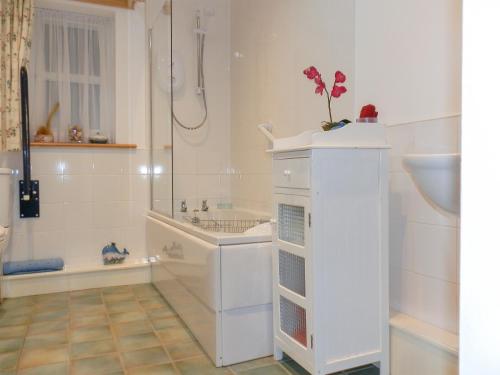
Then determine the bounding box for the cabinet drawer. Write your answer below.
[273,158,310,189]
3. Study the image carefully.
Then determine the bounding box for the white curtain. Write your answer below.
[29,7,115,142]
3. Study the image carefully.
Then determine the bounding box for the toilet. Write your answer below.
[0,168,13,274]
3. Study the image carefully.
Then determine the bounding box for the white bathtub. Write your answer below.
[146,210,273,367]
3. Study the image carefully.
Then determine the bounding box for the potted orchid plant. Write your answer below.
[303,66,351,131]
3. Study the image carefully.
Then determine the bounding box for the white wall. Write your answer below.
[355,0,462,334]
[0,1,149,269]
[461,2,500,374]
[230,0,355,213]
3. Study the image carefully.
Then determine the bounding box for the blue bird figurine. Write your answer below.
[102,242,130,265]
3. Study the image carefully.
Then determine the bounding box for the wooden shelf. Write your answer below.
[31,142,137,149]
[75,0,137,9]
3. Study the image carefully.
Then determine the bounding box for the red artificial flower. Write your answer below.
[303,66,319,80]
[334,71,346,84]
[331,85,347,98]
[359,104,378,118]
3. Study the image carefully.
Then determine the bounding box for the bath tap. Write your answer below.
[180,200,187,212]
[201,200,209,211]
[191,209,201,224]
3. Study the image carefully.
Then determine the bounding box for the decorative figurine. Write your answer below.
[34,102,59,143]
[89,131,109,144]
[102,242,130,265]
[68,125,83,143]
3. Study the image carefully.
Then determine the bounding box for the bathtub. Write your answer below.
[146,209,273,367]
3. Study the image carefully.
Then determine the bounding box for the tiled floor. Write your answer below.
[0,284,379,375]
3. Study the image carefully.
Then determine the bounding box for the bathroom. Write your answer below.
[0,0,494,374]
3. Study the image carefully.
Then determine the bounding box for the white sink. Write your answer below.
[403,153,461,215]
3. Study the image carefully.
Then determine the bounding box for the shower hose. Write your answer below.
[173,32,208,130]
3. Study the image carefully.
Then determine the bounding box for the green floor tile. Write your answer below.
[24,331,68,349]
[28,320,68,336]
[103,293,135,303]
[109,311,148,324]
[230,357,276,372]
[0,315,31,327]
[156,326,193,344]
[70,326,113,343]
[116,332,161,352]
[71,339,116,359]
[132,285,160,298]
[112,320,154,337]
[70,289,101,298]
[238,364,289,375]
[121,346,170,368]
[102,286,132,295]
[18,362,68,375]
[106,301,142,314]
[128,363,177,375]
[0,338,23,354]
[71,312,108,328]
[280,359,310,375]
[175,356,231,374]
[150,317,183,330]
[0,351,19,371]
[31,309,69,323]
[19,345,68,369]
[164,340,203,361]
[0,325,27,339]
[147,307,176,319]
[139,297,168,310]
[72,354,123,375]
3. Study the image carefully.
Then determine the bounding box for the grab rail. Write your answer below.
[20,67,31,197]
[19,66,39,218]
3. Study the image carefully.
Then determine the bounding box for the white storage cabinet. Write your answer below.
[271,146,389,375]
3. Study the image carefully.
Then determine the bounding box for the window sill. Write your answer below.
[31,142,137,149]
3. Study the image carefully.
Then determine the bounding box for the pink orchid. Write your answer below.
[303,66,348,126]
[334,71,346,84]
[303,66,319,80]
[331,85,347,98]
[314,75,326,95]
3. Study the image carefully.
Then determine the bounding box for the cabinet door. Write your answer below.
[273,193,314,360]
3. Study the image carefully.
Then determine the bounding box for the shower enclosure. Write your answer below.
[148,0,232,220]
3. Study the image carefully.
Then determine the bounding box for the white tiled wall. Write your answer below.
[171,0,231,215]
[2,149,150,268]
[387,116,460,334]
[229,0,355,214]
[355,0,462,335]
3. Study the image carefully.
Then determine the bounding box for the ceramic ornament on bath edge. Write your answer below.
[102,242,130,265]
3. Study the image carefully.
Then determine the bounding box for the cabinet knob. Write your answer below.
[283,169,291,177]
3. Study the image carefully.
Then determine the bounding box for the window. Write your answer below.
[30,7,115,142]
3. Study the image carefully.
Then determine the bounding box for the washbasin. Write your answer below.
[403,153,461,215]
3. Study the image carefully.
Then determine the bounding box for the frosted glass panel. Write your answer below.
[280,296,307,347]
[278,204,305,246]
[279,249,306,297]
